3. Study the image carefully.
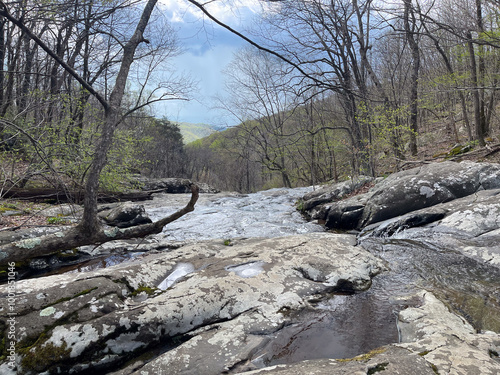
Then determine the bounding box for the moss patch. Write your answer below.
[430,362,439,374]
[47,216,69,225]
[21,341,71,372]
[0,203,19,213]
[130,284,157,297]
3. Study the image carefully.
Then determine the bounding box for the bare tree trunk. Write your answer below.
[403,0,420,156]
[467,31,486,147]
[426,28,473,140]
[0,17,5,113]
[475,0,488,138]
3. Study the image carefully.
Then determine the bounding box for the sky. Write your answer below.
[153,0,265,127]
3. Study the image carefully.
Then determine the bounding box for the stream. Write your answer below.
[25,187,500,365]
[145,188,324,241]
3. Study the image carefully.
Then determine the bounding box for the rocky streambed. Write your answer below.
[1,161,500,374]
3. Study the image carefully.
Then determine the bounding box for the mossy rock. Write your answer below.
[446,143,473,158]
[20,341,71,373]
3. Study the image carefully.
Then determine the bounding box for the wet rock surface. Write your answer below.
[145,187,324,241]
[360,187,500,267]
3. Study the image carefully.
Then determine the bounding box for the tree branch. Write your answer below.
[184,0,339,92]
[0,185,199,266]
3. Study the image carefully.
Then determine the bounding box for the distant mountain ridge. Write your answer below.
[175,122,218,144]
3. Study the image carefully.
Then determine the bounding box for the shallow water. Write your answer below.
[361,237,500,333]
[249,231,500,367]
[157,262,195,290]
[252,260,421,366]
[37,188,323,278]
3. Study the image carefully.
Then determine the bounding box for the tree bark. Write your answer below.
[76,0,158,236]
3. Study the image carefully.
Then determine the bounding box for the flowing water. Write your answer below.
[146,187,324,241]
[21,187,500,365]
[361,237,500,333]
[24,188,323,279]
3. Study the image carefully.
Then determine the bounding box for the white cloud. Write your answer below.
[159,0,263,25]
[156,41,239,125]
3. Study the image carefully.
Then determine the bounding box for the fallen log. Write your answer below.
[1,187,154,203]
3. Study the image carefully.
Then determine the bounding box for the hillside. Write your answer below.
[176,122,218,144]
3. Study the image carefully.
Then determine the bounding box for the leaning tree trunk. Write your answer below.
[0,185,199,266]
[77,0,159,237]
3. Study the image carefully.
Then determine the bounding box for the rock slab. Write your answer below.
[0,233,383,375]
[302,161,500,230]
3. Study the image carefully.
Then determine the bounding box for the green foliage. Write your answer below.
[132,118,186,178]
[100,128,145,192]
[0,99,187,194]
[295,199,305,213]
[46,216,67,225]
[176,122,217,144]
[357,102,415,159]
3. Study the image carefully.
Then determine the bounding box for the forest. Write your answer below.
[1,0,500,197]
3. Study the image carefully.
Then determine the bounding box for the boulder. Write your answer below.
[0,233,384,375]
[302,161,500,231]
[99,202,152,228]
[360,188,500,267]
[359,161,500,227]
[132,176,219,194]
[301,175,374,213]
